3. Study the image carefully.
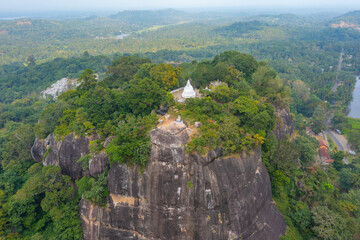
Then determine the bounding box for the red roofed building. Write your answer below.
[319,147,334,163]
[323,158,334,163]
[319,139,328,148]
[317,138,334,163]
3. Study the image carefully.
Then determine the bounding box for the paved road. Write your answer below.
[325,130,350,164]
[327,130,343,151]
[332,48,344,93]
[324,114,350,164]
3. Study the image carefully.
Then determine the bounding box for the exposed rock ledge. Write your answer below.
[30,133,105,179]
[78,128,286,240]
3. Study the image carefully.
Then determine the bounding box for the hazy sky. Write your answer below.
[1,0,360,12]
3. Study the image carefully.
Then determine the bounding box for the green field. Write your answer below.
[343,117,360,136]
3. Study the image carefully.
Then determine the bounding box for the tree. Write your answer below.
[1,124,34,174]
[212,51,259,79]
[333,151,345,170]
[80,85,122,128]
[27,55,36,67]
[0,191,6,236]
[105,55,151,88]
[231,96,259,123]
[105,114,157,166]
[133,63,156,80]
[150,63,182,90]
[82,51,90,58]
[190,62,216,88]
[211,85,232,103]
[251,65,278,95]
[312,206,353,240]
[312,105,326,134]
[342,189,360,218]
[124,78,166,116]
[339,168,355,191]
[5,164,82,239]
[77,69,97,91]
[288,201,312,231]
[274,140,298,174]
[348,130,360,151]
[292,80,310,102]
[35,101,69,138]
[76,171,109,206]
[219,116,241,154]
[295,135,317,166]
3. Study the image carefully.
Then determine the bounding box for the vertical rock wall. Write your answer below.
[31,133,90,179]
[79,128,286,240]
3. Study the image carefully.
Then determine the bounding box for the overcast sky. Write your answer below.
[1,0,360,12]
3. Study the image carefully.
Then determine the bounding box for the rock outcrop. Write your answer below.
[41,77,79,99]
[31,133,92,179]
[89,152,109,177]
[31,110,291,240]
[78,128,287,240]
[273,107,293,140]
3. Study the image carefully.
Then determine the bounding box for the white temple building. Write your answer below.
[181,79,196,98]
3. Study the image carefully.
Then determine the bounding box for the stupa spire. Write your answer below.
[181,79,196,98]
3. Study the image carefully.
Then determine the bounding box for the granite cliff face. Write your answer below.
[30,133,103,179]
[78,127,286,240]
[31,110,290,240]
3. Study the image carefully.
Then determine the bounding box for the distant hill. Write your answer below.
[244,13,338,27]
[330,10,360,31]
[214,21,269,37]
[109,9,189,26]
[246,14,305,26]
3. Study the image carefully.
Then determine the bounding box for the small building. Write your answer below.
[316,138,334,164]
[319,139,328,148]
[319,147,334,163]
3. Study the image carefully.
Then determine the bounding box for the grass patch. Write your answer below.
[43,147,51,160]
[187,180,193,188]
[326,135,335,150]
[77,154,91,170]
[348,117,360,128]
[136,25,166,34]
[343,117,360,136]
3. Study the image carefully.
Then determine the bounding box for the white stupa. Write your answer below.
[181,79,196,98]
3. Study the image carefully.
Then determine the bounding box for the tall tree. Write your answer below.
[150,63,182,90]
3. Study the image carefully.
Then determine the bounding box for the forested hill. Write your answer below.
[331,10,360,26]
[214,21,269,37]
[245,14,326,26]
